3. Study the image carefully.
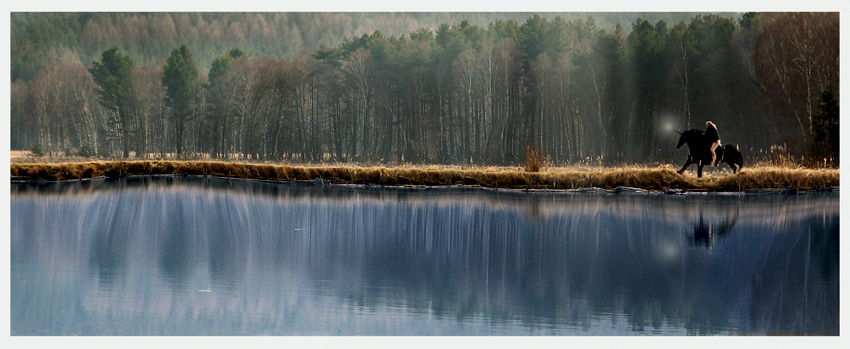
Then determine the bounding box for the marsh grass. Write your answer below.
[9,160,839,192]
[523,146,543,173]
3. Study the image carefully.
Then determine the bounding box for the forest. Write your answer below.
[9,12,839,166]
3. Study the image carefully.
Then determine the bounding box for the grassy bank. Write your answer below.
[9,160,839,192]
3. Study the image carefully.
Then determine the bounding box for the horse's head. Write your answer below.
[676,129,701,148]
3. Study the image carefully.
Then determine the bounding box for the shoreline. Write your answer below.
[9,160,839,192]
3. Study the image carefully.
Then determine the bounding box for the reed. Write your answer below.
[9,160,839,192]
[523,146,543,173]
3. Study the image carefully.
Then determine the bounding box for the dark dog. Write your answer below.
[677,121,721,178]
[714,144,743,173]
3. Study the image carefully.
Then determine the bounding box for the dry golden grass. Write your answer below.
[523,146,543,173]
[9,160,839,192]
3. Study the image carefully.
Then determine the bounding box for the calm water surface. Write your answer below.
[10,176,839,335]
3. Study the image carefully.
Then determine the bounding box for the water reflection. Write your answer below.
[10,176,839,335]
[690,204,739,249]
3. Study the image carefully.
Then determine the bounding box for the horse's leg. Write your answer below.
[678,156,693,174]
[697,161,704,178]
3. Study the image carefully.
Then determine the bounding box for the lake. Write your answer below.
[10,176,839,335]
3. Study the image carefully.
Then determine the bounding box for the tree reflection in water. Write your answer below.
[10,176,839,335]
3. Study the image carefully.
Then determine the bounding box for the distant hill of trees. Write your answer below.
[10,12,839,166]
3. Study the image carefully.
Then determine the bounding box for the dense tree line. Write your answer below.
[11,12,716,83]
[10,12,839,166]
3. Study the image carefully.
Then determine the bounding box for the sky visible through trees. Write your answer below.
[9,12,839,166]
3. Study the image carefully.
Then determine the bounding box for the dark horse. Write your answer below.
[676,121,721,178]
[714,144,743,174]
